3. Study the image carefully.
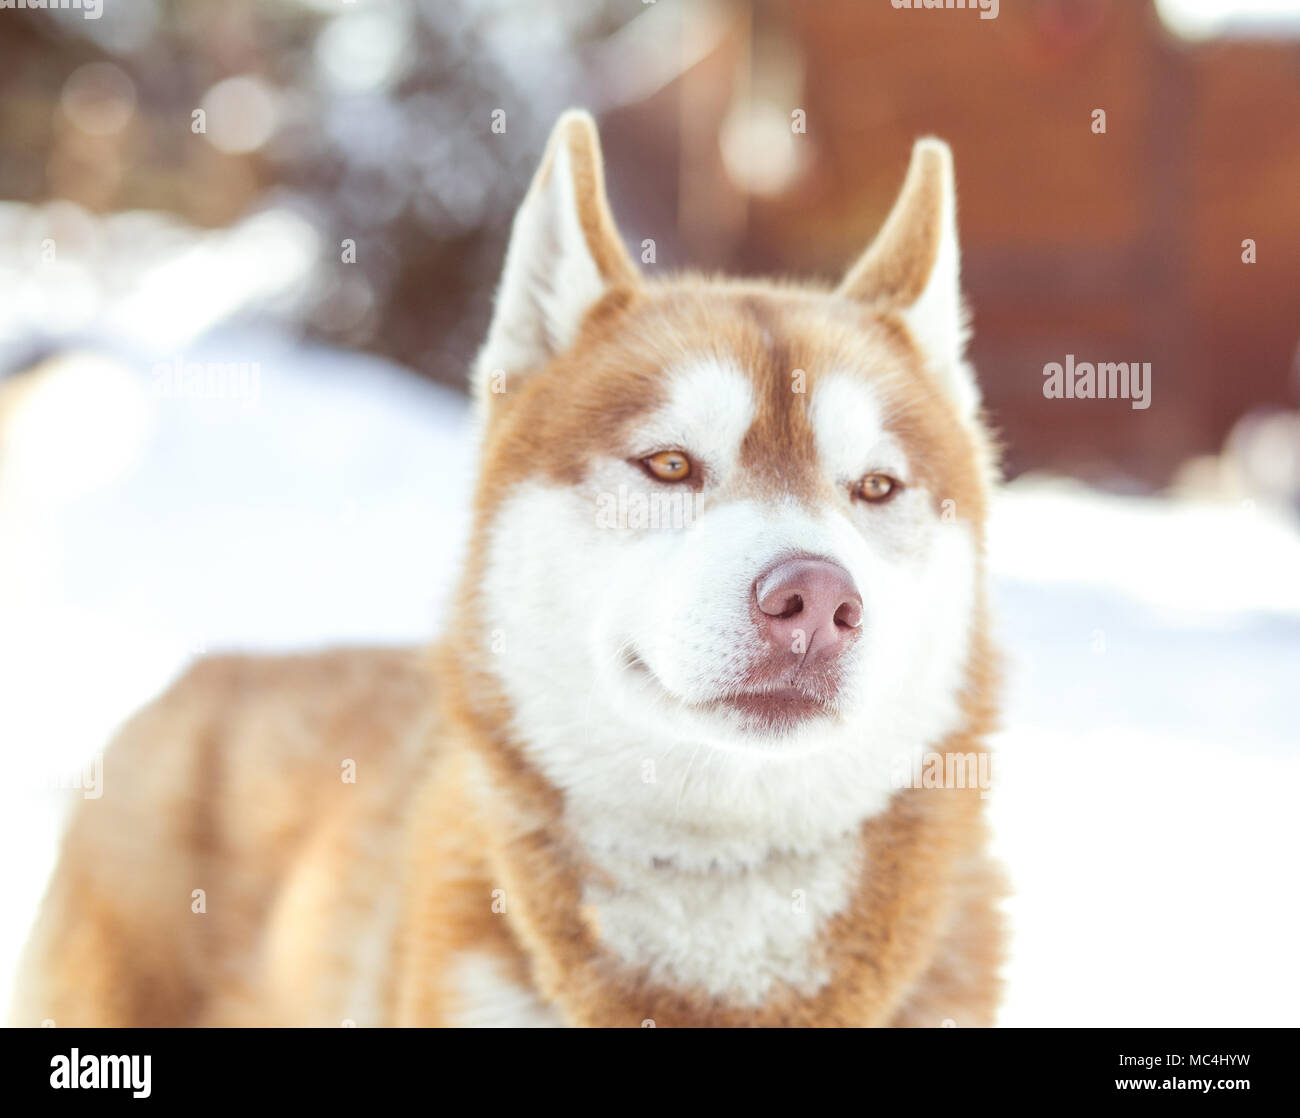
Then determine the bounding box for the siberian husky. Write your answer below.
[13,111,1004,1027]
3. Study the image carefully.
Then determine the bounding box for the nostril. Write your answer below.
[757,579,806,619]
[758,590,803,619]
[774,593,803,620]
[834,598,863,629]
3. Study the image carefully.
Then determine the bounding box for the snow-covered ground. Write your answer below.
[1,330,1296,1025]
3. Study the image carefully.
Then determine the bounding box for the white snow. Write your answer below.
[1,333,1296,1025]
[987,482,1300,1025]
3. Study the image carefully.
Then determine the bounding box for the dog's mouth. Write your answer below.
[702,686,835,733]
[621,648,839,734]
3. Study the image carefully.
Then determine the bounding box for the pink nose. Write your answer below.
[754,557,863,661]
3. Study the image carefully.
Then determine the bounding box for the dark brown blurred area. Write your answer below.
[1,0,1297,488]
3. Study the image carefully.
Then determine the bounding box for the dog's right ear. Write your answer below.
[473,110,638,406]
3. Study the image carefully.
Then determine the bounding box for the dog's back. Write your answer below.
[12,648,433,1026]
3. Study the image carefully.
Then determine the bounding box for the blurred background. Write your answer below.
[1,0,1297,1027]
[4,0,1299,483]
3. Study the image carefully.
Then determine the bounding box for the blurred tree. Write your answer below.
[0,0,639,386]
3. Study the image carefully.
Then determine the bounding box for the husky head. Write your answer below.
[461,112,996,848]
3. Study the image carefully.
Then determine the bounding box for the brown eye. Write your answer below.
[856,473,898,503]
[642,450,692,483]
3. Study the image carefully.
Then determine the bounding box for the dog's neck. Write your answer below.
[453,721,980,1025]
[571,804,868,1008]
[486,721,904,1009]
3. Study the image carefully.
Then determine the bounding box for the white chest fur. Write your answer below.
[578,827,863,1008]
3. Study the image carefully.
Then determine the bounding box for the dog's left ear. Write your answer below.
[837,139,978,419]
[474,110,638,404]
